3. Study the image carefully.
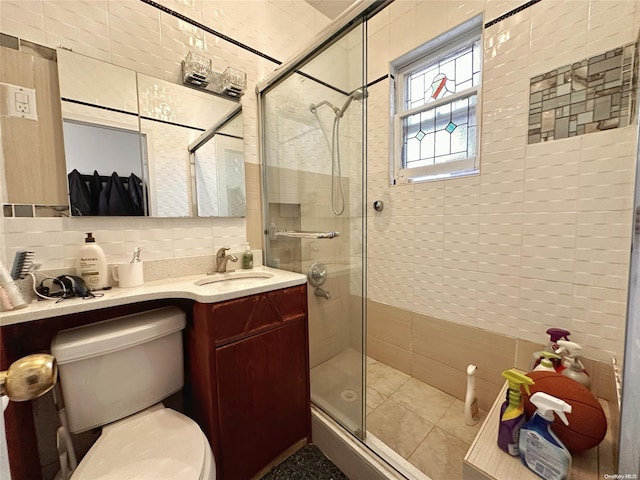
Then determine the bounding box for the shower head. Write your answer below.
[310,88,368,117]
[337,88,368,117]
[350,88,368,101]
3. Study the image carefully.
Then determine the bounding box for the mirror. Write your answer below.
[191,107,245,217]
[57,49,245,218]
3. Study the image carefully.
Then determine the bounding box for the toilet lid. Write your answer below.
[71,409,206,480]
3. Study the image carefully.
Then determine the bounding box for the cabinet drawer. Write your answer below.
[211,285,306,345]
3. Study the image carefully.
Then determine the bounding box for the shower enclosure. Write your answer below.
[258,14,369,439]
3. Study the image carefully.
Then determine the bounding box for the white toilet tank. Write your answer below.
[51,306,187,433]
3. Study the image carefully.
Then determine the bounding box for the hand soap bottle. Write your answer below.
[530,328,571,370]
[532,351,562,373]
[557,340,591,390]
[497,369,535,456]
[241,243,253,269]
[519,392,572,480]
[76,232,108,290]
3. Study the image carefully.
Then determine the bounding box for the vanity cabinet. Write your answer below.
[187,284,310,480]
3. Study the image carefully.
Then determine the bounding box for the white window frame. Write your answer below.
[391,15,483,184]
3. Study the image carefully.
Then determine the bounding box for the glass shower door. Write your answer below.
[260,24,367,438]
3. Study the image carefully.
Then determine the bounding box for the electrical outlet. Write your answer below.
[2,83,38,121]
[15,91,30,113]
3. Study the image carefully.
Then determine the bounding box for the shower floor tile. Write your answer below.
[367,357,410,397]
[408,426,470,480]
[311,353,486,480]
[366,358,486,480]
[390,377,455,425]
[366,398,435,459]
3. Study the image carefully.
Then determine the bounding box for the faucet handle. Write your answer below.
[216,247,230,257]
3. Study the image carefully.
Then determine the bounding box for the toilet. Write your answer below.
[51,307,215,480]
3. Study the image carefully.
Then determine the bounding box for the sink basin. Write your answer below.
[194,270,274,286]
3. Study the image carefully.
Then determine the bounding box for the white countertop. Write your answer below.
[0,266,307,327]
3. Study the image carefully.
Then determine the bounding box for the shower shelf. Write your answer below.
[274,230,340,239]
[463,382,614,480]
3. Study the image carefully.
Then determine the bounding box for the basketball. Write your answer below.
[522,371,607,453]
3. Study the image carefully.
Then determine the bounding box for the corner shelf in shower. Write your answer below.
[463,382,615,480]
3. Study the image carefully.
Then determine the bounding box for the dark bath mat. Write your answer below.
[260,443,349,480]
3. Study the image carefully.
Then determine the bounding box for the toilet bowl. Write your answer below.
[70,405,215,480]
[51,307,216,480]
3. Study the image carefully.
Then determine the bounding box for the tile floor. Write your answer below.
[310,351,486,480]
[366,357,486,480]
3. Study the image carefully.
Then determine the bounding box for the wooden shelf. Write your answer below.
[463,383,615,480]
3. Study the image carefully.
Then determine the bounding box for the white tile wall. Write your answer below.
[586,0,638,57]
[43,1,112,63]
[367,0,640,361]
[528,0,588,77]
[57,49,139,113]
[0,1,47,45]
[108,1,164,79]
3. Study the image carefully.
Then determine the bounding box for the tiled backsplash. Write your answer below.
[528,42,637,143]
[3,216,248,270]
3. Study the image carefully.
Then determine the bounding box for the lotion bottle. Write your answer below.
[519,392,572,480]
[76,232,108,290]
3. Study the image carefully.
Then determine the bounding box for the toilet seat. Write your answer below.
[70,408,212,480]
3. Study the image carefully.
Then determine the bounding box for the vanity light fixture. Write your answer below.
[182,51,246,98]
[0,354,57,401]
[220,67,246,97]
[182,51,213,87]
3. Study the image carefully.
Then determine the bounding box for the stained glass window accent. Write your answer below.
[402,94,477,168]
[393,17,482,183]
[398,37,481,174]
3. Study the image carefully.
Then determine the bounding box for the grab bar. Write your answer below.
[274,231,340,239]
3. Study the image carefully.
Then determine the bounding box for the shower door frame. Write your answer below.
[256,0,390,442]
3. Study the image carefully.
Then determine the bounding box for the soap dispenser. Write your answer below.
[241,243,253,269]
[532,351,562,373]
[556,340,591,390]
[530,328,570,370]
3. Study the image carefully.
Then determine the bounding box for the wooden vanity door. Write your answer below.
[215,318,309,480]
[188,285,310,480]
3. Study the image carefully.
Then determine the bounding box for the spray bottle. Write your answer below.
[465,364,479,426]
[529,328,570,370]
[498,369,535,455]
[556,340,591,390]
[532,351,562,373]
[519,392,572,480]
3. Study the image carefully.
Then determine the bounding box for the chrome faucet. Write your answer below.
[215,247,238,273]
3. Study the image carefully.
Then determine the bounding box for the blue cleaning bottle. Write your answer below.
[519,392,572,480]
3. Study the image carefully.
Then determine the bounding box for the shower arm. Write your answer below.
[310,100,340,116]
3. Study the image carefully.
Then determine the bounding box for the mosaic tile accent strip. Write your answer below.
[527,42,637,144]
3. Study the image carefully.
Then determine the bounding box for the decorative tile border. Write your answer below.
[2,204,69,218]
[528,42,637,144]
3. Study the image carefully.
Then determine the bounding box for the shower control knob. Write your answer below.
[373,200,384,212]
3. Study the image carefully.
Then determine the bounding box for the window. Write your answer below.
[392,17,482,183]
